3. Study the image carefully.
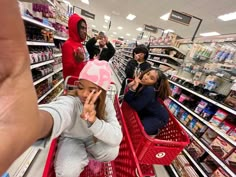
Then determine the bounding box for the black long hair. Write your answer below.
[132,44,150,60]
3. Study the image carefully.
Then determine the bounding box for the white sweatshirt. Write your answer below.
[36,96,122,148]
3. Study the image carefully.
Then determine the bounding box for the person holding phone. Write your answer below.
[86,32,116,61]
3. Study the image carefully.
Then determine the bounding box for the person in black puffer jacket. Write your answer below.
[120,44,151,96]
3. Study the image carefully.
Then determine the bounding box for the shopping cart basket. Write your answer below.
[121,99,190,165]
[42,78,150,177]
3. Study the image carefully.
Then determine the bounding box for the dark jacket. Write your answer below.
[86,37,115,61]
[62,14,87,85]
[124,86,169,135]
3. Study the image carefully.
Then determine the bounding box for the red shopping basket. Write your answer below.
[121,99,190,165]
[42,80,150,177]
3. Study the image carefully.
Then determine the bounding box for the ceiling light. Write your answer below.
[103,25,108,29]
[160,13,170,21]
[200,32,220,37]
[81,0,89,5]
[105,19,109,23]
[164,29,174,33]
[126,14,136,20]
[126,33,130,36]
[143,35,148,38]
[136,27,143,31]
[91,25,96,28]
[117,26,123,30]
[132,38,136,40]
[104,15,111,21]
[113,32,117,35]
[218,11,236,21]
[120,36,124,38]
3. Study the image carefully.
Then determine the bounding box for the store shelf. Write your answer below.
[27,41,55,46]
[7,147,39,177]
[169,96,236,146]
[52,89,64,101]
[19,0,55,7]
[54,35,68,41]
[169,164,180,177]
[55,19,68,27]
[30,60,54,69]
[177,120,235,177]
[123,53,132,58]
[149,53,182,65]
[168,80,236,115]
[123,50,133,54]
[110,64,122,84]
[150,45,186,56]
[38,79,64,103]
[22,16,55,30]
[148,59,179,70]
[33,66,62,86]
[182,149,208,177]
[53,53,62,58]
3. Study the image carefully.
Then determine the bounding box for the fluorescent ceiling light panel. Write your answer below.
[126,33,130,36]
[113,32,117,35]
[117,26,123,30]
[143,35,148,38]
[136,27,143,31]
[81,0,89,5]
[160,13,170,21]
[200,32,220,37]
[105,19,109,23]
[104,15,111,20]
[218,11,236,21]
[126,14,136,20]
[164,29,174,33]
[103,25,108,29]
[91,25,96,28]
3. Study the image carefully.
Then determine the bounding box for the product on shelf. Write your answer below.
[209,136,234,158]
[211,167,230,177]
[201,128,218,145]
[224,85,236,110]
[29,46,54,64]
[219,121,235,134]
[32,65,53,82]
[194,100,209,114]
[187,141,205,160]
[228,128,236,141]
[209,109,229,127]
[226,150,236,172]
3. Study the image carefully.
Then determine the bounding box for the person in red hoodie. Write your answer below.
[62,14,87,86]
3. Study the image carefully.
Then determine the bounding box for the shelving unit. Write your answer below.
[148,59,179,70]
[169,96,236,146]
[30,59,54,69]
[54,35,67,41]
[53,53,62,58]
[22,16,55,31]
[52,89,64,101]
[169,164,180,177]
[150,45,186,56]
[177,120,235,177]
[149,53,182,65]
[27,41,55,46]
[19,0,55,7]
[169,80,236,115]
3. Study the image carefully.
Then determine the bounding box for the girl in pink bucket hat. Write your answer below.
[38,60,122,176]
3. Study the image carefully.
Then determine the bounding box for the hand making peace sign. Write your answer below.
[80,90,102,123]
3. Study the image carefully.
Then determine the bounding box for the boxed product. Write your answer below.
[224,83,236,110]
[203,155,219,173]
[186,141,205,160]
[195,100,208,114]
[227,128,236,141]
[193,121,207,137]
[184,166,199,177]
[200,162,214,174]
[188,118,198,130]
[169,103,179,114]
[211,167,230,177]
[226,150,236,172]
[201,128,218,145]
[219,121,234,134]
[210,136,234,158]
[209,109,229,127]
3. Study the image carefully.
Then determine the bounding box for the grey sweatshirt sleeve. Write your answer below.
[89,98,123,146]
[35,96,76,149]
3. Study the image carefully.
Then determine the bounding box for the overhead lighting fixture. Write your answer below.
[143,35,148,38]
[105,19,109,23]
[126,14,136,20]
[200,32,220,37]
[160,12,170,21]
[164,29,174,33]
[103,25,108,29]
[81,0,89,5]
[117,26,123,30]
[113,32,117,35]
[136,27,143,31]
[126,33,130,36]
[132,38,136,40]
[91,25,96,28]
[104,15,111,21]
[120,36,124,38]
[218,11,236,21]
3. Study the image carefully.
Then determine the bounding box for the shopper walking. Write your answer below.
[86,32,115,61]
[62,14,88,85]
[119,44,151,96]
[124,68,171,135]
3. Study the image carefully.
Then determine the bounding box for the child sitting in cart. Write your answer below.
[39,60,122,176]
[124,67,171,135]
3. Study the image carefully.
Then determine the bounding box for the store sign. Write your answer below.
[137,32,144,40]
[144,24,158,33]
[168,10,192,26]
[81,9,95,20]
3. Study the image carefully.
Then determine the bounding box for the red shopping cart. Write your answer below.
[121,99,189,165]
[42,77,153,177]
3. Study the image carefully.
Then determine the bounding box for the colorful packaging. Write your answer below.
[226,150,236,172]
[211,167,230,177]
[228,128,236,141]
[219,121,234,134]
[201,128,218,145]
[195,100,208,114]
[188,118,198,130]
[187,141,205,160]
[209,109,229,126]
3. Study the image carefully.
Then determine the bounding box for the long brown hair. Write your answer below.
[139,68,171,100]
[66,89,107,120]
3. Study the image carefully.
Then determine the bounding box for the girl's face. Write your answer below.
[134,52,145,62]
[141,70,158,86]
[77,79,100,104]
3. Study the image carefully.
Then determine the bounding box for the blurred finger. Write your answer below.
[85,90,95,105]
[90,90,102,104]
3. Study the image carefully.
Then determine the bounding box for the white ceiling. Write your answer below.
[70,0,236,42]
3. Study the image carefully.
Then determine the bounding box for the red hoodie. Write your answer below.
[62,14,87,85]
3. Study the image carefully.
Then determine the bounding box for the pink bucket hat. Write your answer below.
[79,60,112,91]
